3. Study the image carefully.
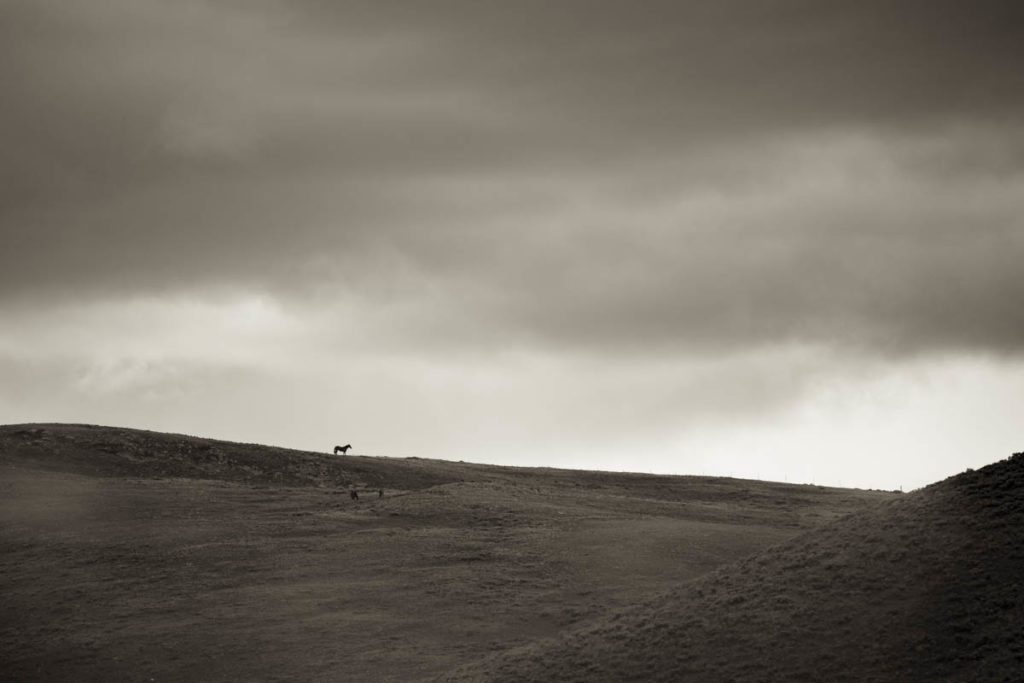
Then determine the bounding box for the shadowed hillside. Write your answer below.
[0,423,893,529]
[0,424,896,681]
[444,452,1024,681]
[1,423,472,490]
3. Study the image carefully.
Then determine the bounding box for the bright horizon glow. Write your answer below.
[2,293,1020,491]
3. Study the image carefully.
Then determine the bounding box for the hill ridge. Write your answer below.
[0,421,894,498]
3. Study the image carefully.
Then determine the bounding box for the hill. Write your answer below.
[0,423,896,681]
[444,451,1024,681]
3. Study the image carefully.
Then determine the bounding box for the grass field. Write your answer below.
[0,423,896,681]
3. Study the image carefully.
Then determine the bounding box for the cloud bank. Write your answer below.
[2,1,1022,486]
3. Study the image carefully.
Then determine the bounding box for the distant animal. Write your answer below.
[334,444,352,455]
[350,489,359,501]
[378,489,384,498]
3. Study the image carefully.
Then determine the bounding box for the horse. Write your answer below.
[334,444,352,455]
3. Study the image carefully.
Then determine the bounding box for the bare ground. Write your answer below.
[1,424,896,681]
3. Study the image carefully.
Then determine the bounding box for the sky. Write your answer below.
[2,0,1023,490]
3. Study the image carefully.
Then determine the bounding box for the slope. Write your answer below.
[443,451,1024,681]
[1,424,896,681]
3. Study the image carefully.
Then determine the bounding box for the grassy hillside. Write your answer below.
[1,424,896,681]
[444,451,1024,681]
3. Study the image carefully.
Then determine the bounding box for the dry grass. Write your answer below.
[444,452,1024,682]
[0,423,894,681]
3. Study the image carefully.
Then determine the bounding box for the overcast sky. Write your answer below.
[3,0,1023,489]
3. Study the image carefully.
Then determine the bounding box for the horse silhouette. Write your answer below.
[334,444,352,455]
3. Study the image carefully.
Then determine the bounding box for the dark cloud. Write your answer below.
[1,0,1023,358]
[296,0,1024,131]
